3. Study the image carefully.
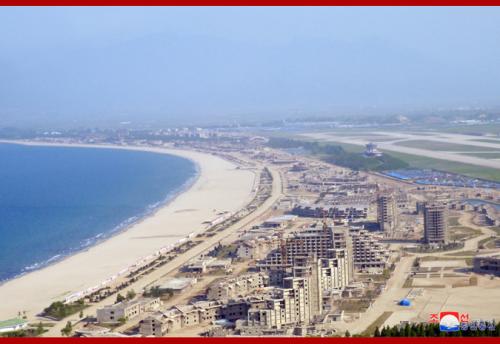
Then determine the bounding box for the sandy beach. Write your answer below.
[0,142,256,320]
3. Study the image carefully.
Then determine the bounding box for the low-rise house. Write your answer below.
[139,300,250,336]
[236,238,275,260]
[184,257,232,274]
[473,254,500,276]
[97,297,161,324]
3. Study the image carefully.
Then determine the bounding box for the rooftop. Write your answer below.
[0,318,28,329]
[158,277,196,290]
[263,215,297,223]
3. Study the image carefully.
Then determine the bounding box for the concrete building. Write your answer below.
[139,300,249,336]
[184,257,232,274]
[377,194,396,234]
[291,205,367,220]
[258,225,352,291]
[423,203,448,244]
[246,277,312,329]
[260,225,343,267]
[318,249,351,290]
[97,298,161,324]
[350,229,389,271]
[139,313,170,337]
[473,254,500,276]
[207,273,268,300]
[236,238,275,260]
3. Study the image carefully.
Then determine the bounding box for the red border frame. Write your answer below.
[1,338,500,342]
[0,3,498,343]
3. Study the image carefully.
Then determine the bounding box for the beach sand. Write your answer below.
[0,142,256,319]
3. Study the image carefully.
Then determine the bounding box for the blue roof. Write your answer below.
[399,298,411,306]
[398,298,411,306]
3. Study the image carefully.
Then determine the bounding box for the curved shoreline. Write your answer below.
[0,140,256,319]
[0,144,201,284]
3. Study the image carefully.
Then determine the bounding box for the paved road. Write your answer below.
[44,163,283,337]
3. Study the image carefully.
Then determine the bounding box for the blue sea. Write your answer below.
[0,143,198,282]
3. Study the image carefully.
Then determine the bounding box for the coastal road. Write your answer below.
[44,161,283,337]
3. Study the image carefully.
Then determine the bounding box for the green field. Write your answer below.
[459,152,500,159]
[382,150,500,182]
[303,138,500,182]
[394,140,500,152]
[267,132,500,182]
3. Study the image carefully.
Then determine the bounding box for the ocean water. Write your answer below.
[0,143,197,282]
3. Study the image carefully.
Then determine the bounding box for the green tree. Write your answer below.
[345,330,351,337]
[126,289,136,300]
[380,326,387,337]
[35,322,44,336]
[60,321,72,337]
[116,293,125,303]
[374,326,381,337]
[79,310,84,319]
[404,323,411,337]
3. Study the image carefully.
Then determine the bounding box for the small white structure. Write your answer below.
[155,277,197,294]
[262,215,297,228]
[0,318,28,333]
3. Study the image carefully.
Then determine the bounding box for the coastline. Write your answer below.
[0,145,201,283]
[0,141,256,320]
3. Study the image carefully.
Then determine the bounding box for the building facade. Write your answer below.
[423,203,448,244]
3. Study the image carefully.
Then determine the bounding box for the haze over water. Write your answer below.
[0,143,197,282]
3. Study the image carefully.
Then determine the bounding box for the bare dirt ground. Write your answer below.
[340,210,500,335]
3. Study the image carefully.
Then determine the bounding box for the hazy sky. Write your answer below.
[1,7,500,126]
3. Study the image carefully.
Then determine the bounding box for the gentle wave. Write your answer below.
[1,163,200,285]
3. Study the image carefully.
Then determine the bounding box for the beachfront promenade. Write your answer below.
[43,157,283,336]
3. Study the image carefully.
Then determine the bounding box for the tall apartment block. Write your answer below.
[377,194,396,234]
[423,203,448,244]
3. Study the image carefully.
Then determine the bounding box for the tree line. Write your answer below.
[373,322,500,337]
